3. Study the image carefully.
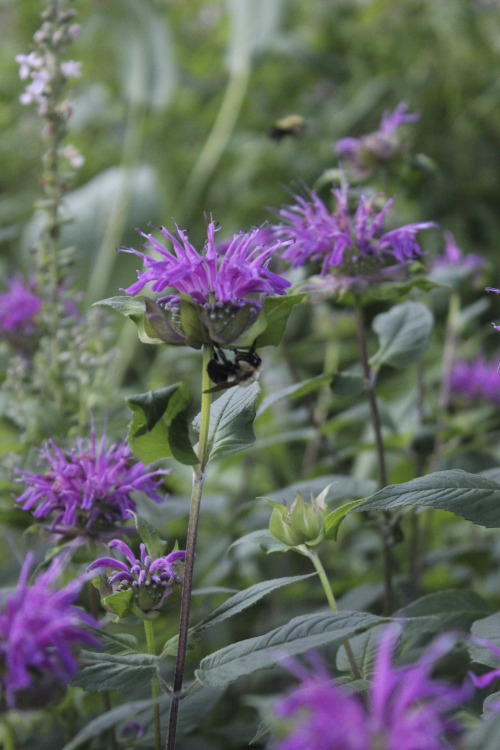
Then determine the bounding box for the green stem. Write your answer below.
[354,303,393,614]
[305,548,362,681]
[87,102,145,303]
[166,345,213,750]
[144,619,161,750]
[179,67,251,211]
[2,717,15,750]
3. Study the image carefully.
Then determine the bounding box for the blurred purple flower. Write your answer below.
[430,231,485,283]
[449,356,500,405]
[88,539,186,613]
[0,275,42,345]
[275,182,434,293]
[469,639,500,693]
[0,552,99,709]
[14,431,170,536]
[334,102,419,173]
[122,218,290,311]
[273,626,467,750]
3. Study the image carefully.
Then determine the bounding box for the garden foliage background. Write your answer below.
[4,0,500,748]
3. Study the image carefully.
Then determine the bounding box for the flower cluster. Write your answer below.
[15,0,84,168]
[334,102,419,175]
[275,182,435,292]
[88,539,186,614]
[121,218,291,346]
[0,553,99,710]
[14,431,170,536]
[0,275,42,348]
[449,356,500,406]
[273,627,467,750]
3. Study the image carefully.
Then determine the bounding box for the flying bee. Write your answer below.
[204,343,262,393]
[268,115,307,142]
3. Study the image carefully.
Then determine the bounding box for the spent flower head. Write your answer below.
[0,552,99,710]
[120,217,291,346]
[88,539,186,614]
[449,356,500,406]
[14,430,170,537]
[334,102,419,176]
[275,181,435,294]
[273,626,468,750]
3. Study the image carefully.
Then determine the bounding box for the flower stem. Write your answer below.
[144,619,161,750]
[2,717,14,750]
[354,302,393,614]
[305,548,362,681]
[166,345,213,750]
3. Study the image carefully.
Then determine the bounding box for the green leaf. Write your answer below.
[266,475,378,507]
[324,498,365,541]
[134,513,167,559]
[193,381,259,461]
[370,301,434,369]
[127,383,198,465]
[353,470,500,528]
[470,612,500,668]
[102,589,135,619]
[237,293,306,348]
[192,573,316,638]
[396,590,495,638]
[257,373,333,418]
[61,696,168,750]
[71,650,157,692]
[94,296,164,345]
[195,610,384,687]
[228,529,289,554]
[463,710,500,750]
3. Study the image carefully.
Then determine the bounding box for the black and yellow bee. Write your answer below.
[268,115,307,142]
[204,344,262,393]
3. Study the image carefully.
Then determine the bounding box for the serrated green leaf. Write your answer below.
[193,381,259,461]
[257,372,333,418]
[103,589,135,619]
[127,383,198,465]
[192,573,316,637]
[396,590,495,640]
[353,470,500,528]
[324,498,365,541]
[370,301,434,369]
[195,610,384,687]
[71,649,157,692]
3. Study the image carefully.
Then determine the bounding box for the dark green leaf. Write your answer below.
[237,293,305,348]
[354,470,500,528]
[134,513,167,559]
[195,610,384,687]
[127,383,198,465]
[470,612,500,668]
[370,301,434,369]
[94,296,164,345]
[71,650,157,692]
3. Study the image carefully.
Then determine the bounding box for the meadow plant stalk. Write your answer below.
[354,302,394,613]
[166,345,213,750]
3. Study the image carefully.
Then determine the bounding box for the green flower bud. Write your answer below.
[269,492,325,548]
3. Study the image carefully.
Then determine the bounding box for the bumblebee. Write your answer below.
[204,344,262,393]
[268,115,307,142]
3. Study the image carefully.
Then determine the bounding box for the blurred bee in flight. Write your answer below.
[268,115,307,142]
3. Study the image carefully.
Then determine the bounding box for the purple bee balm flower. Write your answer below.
[120,218,291,346]
[14,431,170,537]
[449,356,500,405]
[430,231,485,282]
[0,275,42,347]
[0,552,99,710]
[334,102,419,173]
[276,182,435,294]
[273,626,468,750]
[88,539,186,613]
